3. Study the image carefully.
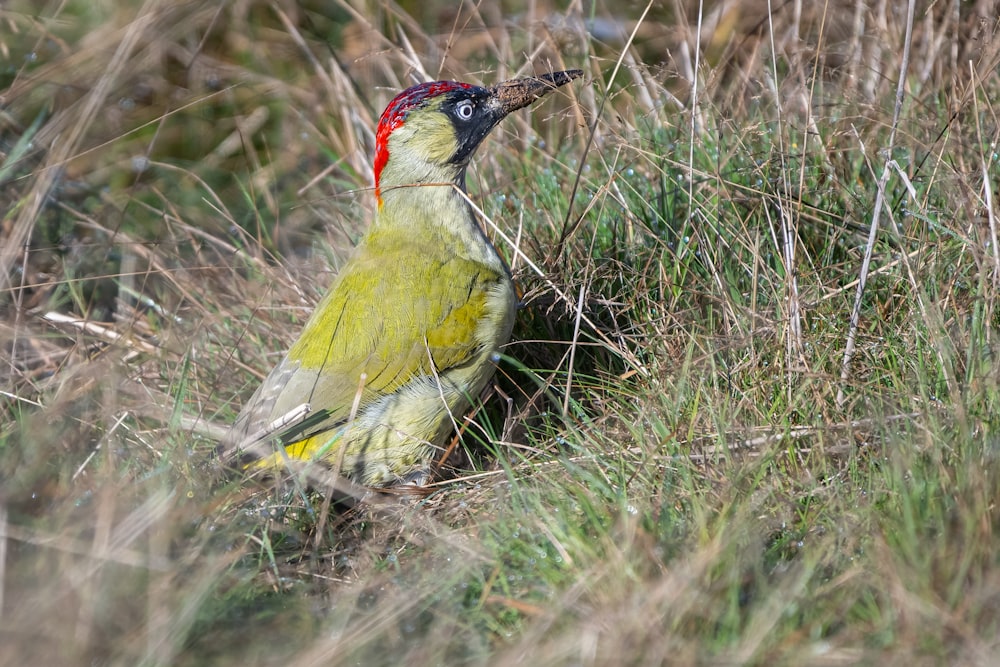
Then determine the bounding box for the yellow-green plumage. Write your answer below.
[256,218,515,484]
[223,70,581,486]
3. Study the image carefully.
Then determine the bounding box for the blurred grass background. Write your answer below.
[2,0,1000,664]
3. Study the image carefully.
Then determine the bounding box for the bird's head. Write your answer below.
[373,70,582,206]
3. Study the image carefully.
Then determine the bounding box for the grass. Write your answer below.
[3,0,1000,664]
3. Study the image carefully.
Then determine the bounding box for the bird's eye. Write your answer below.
[455,100,474,120]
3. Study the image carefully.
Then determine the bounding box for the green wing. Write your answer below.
[226,230,510,452]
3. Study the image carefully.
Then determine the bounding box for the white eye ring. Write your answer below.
[456,100,474,120]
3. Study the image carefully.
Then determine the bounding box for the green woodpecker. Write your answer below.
[222,69,582,486]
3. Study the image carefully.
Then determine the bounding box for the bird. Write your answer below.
[221,69,583,487]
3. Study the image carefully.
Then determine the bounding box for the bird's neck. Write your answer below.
[377,159,464,204]
[374,162,507,274]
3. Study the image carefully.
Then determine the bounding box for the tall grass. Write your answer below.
[2,0,999,664]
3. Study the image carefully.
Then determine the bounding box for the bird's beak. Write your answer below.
[489,69,584,117]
